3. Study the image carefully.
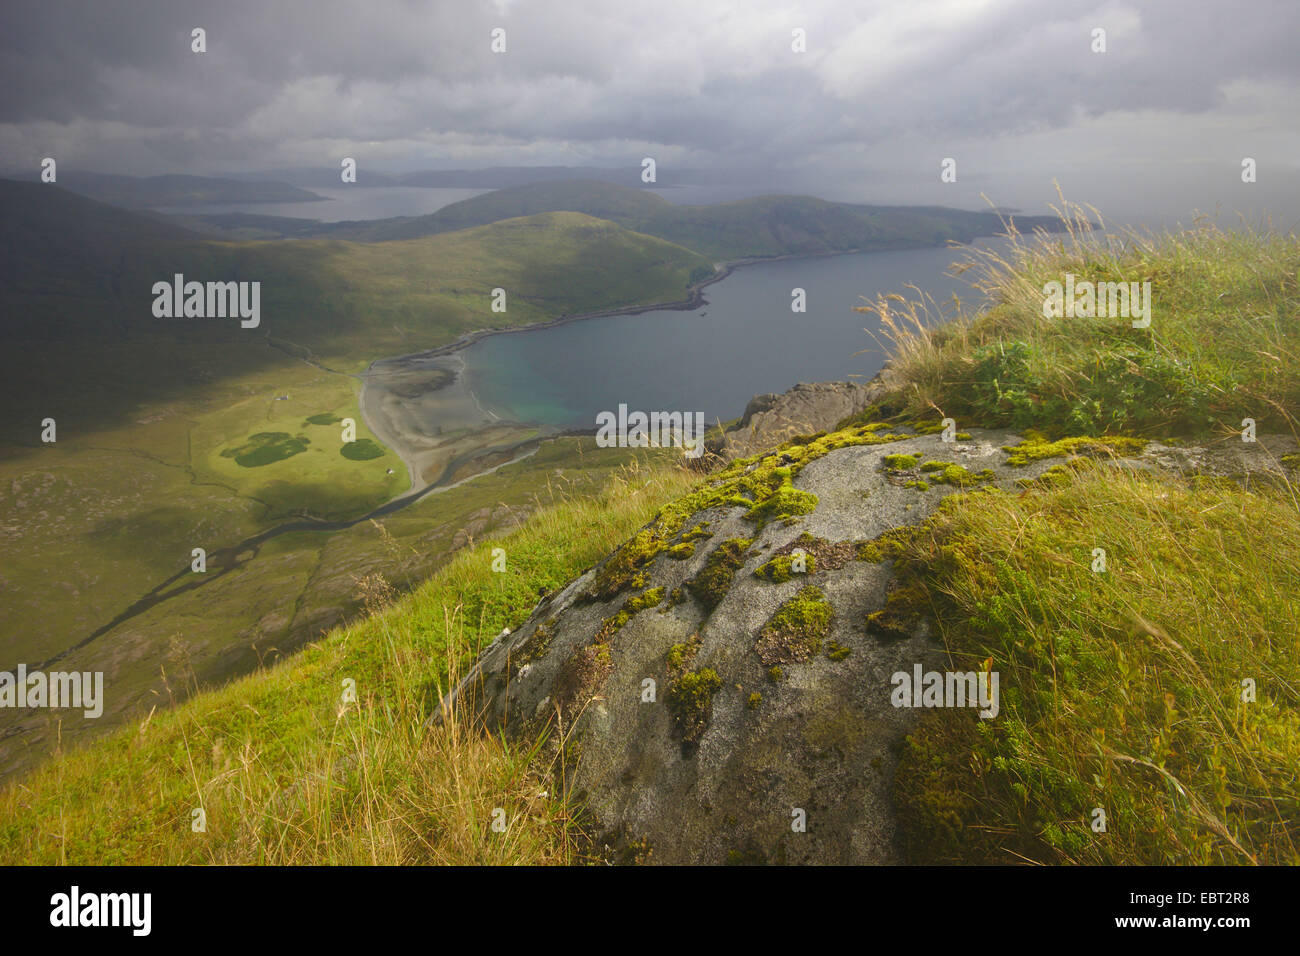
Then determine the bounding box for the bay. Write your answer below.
[458,237,1013,431]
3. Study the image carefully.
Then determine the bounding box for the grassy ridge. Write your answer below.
[0,453,698,863]
[865,202,1300,864]
[859,205,1300,439]
[893,465,1300,864]
[306,179,1069,260]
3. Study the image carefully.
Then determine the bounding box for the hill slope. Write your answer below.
[233,179,1069,260]
[448,417,1299,864]
[0,182,717,779]
[1,212,1295,865]
[7,171,325,208]
[0,180,714,405]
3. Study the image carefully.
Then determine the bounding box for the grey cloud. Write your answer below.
[0,0,1294,219]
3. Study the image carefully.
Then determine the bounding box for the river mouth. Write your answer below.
[359,350,553,492]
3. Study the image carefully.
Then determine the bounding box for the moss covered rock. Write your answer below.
[444,417,1089,864]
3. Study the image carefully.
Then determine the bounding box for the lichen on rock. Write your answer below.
[1002,433,1147,466]
[666,667,723,750]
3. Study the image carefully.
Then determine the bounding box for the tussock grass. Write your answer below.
[878,203,1300,864]
[859,192,1300,440]
[0,456,697,864]
[893,464,1300,864]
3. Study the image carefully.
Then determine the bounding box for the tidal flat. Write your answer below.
[359,351,550,492]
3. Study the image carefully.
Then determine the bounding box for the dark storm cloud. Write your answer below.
[0,0,1295,218]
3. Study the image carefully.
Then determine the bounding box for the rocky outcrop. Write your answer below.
[717,379,889,460]
[443,423,1052,863]
[443,399,1298,864]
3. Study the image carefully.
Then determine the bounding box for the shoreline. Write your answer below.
[361,243,904,369]
[355,239,961,499]
[357,363,430,493]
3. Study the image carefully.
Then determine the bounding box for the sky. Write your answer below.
[1,0,1297,225]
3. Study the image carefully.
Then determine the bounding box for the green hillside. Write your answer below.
[1,181,713,432]
[0,182,716,777]
[251,179,1070,260]
[3,210,1294,864]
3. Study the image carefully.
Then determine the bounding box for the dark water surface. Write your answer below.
[460,237,1011,429]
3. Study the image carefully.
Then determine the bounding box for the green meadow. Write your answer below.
[0,450,700,863]
[191,372,404,520]
[0,429,689,777]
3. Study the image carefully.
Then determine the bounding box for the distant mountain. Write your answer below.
[163,211,329,240]
[223,167,401,188]
[1,179,199,245]
[0,179,711,347]
[0,177,1062,350]
[0,180,206,337]
[229,165,739,190]
[7,171,326,208]
[302,179,1069,260]
[0,176,717,447]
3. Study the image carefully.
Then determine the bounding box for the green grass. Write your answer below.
[0,457,699,864]
[860,198,1300,441]
[0,430,689,778]
[0,364,401,690]
[892,464,1300,864]
[870,200,1300,864]
[190,373,405,519]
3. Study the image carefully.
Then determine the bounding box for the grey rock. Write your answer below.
[443,416,1298,864]
[445,426,1057,864]
[718,379,890,460]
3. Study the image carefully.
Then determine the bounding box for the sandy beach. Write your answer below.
[359,350,551,493]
